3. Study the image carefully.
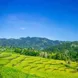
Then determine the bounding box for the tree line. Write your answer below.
[0,41,78,62]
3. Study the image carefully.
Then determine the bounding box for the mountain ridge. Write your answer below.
[0,37,63,49]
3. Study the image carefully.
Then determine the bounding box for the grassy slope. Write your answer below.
[0,67,40,78]
[0,52,78,78]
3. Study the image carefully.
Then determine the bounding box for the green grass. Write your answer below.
[0,52,78,78]
[0,66,41,78]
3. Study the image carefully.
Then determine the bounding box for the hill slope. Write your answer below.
[0,67,40,78]
[0,52,78,78]
[0,37,62,49]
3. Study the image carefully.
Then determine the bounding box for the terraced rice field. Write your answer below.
[0,52,78,78]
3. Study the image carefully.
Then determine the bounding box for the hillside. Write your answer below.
[0,52,78,78]
[0,67,40,78]
[44,41,78,61]
[0,37,62,50]
[0,37,78,62]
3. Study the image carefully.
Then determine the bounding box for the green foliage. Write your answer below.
[0,67,40,78]
[44,42,78,61]
[0,37,62,50]
[0,37,78,62]
[0,52,78,78]
[0,37,78,78]
[14,48,39,56]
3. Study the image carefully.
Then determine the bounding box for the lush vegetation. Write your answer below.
[0,37,78,78]
[0,37,62,49]
[0,66,40,78]
[44,42,78,62]
[0,52,78,78]
[0,37,78,62]
[2,42,77,62]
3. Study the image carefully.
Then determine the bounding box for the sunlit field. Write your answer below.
[0,52,78,78]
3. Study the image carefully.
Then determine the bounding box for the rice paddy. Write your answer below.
[0,52,78,78]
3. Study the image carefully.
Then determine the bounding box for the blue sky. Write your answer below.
[0,0,78,41]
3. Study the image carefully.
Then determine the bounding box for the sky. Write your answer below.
[0,0,78,41]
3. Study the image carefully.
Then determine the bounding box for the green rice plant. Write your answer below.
[0,52,78,78]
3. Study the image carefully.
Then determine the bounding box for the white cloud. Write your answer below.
[20,27,26,30]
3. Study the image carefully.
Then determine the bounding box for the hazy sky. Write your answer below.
[0,0,78,41]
